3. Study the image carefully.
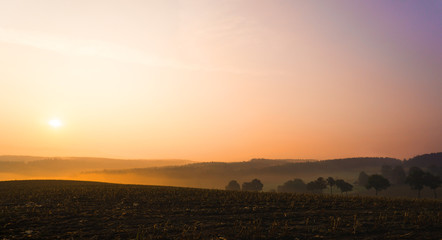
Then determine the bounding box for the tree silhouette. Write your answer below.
[277,178,306,193]
[307,177,327,194]
[315,177,327,192]
[366,174,390,196]
[357,171,369,187]
[406,167,425,198]
[225,180,240,191]
[335,179,353,195]
[423,172,441,198]
[391,166,407,184]
[242,179,263,191]
[380,165,407,185]
[327,177,336,194]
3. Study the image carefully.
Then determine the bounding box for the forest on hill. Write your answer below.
[85,153,441,194]
[404,152,442,167]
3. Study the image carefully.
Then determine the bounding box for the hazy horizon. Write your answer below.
[1,153,440,195]
[0,152,433,163]
[1,1,441,162]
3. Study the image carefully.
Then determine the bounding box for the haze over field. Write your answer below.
[1,1,441,162]
[1,153,441,199]
[0,155,192,181]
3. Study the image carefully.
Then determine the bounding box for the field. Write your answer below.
[0,180,441,239]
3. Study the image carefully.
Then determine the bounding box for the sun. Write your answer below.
[48,118,62,128]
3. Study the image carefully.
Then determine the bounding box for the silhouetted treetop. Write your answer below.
[307,177,327,193]
[366,174,390,195]
[225,180,241,191]
[335,179,353,195]
[381,165,406,185]
[327,177,336,194]
[357,171,369,187]
[277,178,306,193]
[423,172,441,198]
[242,179,263,191]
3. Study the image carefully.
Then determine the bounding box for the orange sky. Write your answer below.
[0,1,441,161]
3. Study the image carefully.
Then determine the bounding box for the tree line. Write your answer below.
[278,177,354,195]
[225,179,263,191]
[226,165,441,198]
[358,166,441,198]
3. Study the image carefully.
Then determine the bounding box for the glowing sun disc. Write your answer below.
[49,119,62,128]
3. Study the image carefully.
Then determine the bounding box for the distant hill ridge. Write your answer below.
[405,152,442,167]
[0,156,193,177]
[102,157,401,180]
[1,153,440,189]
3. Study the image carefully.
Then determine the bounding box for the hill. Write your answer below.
[404,152,442,168]
[88,157,401,189]
[0,156,192,180]
[2,153,440,191]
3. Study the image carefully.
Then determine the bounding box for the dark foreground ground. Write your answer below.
[0,180,441,240]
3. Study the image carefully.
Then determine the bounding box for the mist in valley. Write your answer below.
[2,153,441,198]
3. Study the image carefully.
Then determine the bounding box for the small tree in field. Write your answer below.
[423,172,441,199]
[277,178,306,193]
[307,177,327,194]
[406,167,425,198]
[315,177,328,193]
[357,171,369,187]
[366,174,390,196]
[327,177,336,194]
[242,179,263,191]
[392,166,407,185]
[335,179,353,195]
[225,180,240,191]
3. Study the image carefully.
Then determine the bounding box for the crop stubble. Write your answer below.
[0,180,441,239]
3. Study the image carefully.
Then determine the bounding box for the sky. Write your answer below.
[0,0,441,162]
